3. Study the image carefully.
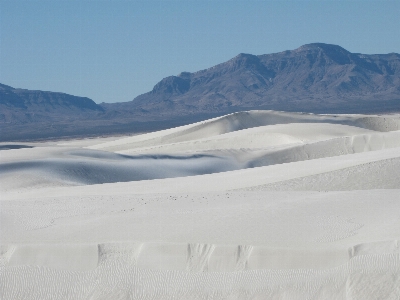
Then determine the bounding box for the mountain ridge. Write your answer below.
[102,43,399,119]
[2,43,400,141]
[0,84,103,125]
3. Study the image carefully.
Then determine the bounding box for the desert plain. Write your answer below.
[2,110,400,299]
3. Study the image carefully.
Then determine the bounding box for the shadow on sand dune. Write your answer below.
[0,149,240,185]
[0,145,33,150]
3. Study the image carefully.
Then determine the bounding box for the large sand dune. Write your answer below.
[2,110,400,299]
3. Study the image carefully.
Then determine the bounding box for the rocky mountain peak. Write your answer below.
[151,75,191,95]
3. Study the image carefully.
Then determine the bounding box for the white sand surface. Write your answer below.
[88,110,400,152]
[2,110,400,299]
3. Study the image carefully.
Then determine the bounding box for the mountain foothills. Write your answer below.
[2,43,400,141]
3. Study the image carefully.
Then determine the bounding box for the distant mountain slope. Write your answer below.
[0,83,103,124]
[108,43,400,116]
[2,43,400,141]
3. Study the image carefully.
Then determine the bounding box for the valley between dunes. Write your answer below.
[2,110,400,299]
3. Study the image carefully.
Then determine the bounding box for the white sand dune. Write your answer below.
[2,190,400,299]
[3,122,400,191]
[4,145,400,199]
[88,110,400,152]
[113,123,375,155]
[0,149,238,189]
[2,110,400,299]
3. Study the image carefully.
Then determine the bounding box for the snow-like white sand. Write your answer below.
[2,110,400,299]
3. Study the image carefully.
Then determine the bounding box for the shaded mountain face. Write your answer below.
[114,43,400,115]
[0,84,103,124]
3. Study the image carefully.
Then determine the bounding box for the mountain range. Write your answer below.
[2,43,400,141]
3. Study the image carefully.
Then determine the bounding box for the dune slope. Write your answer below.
[2,110,400,299]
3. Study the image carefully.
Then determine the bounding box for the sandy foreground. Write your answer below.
[1,110,400,299]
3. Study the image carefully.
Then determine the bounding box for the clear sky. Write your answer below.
[1,0,399,103]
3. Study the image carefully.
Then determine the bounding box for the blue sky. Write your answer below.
[1,0,399,103]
